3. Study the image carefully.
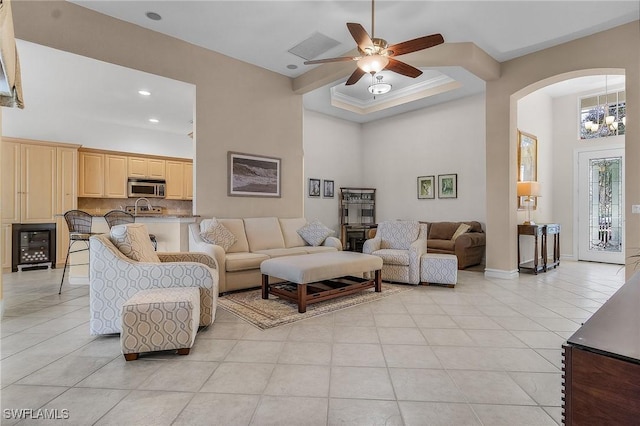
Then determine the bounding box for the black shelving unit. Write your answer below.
[339,187,376,251]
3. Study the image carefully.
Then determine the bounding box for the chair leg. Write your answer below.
[58,240,73,294]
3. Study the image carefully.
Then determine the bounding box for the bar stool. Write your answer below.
[59,210,99,294]
[103,210,157,250]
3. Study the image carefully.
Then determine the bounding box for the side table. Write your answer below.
[517,223,560,274]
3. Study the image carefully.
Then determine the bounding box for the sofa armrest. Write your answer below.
[322,236,343,250]
[158,252,219,270]
[454,232,486,249]
[363,237,381,254]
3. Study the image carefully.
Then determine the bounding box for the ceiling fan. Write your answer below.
[304,0,444,86]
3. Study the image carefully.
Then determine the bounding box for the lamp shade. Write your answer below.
[517,181,541,197]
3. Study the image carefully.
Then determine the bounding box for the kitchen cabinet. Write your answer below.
[166,160,193,200]
[20,144,57,223]
[184,162,193,200]
[2,223,11,269]
[104,154,128,198]
[1,140,20,223]
[78,151,104,197]
[128,156,165,179]
[56,147,78,266]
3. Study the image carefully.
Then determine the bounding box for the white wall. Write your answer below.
[517,90,554,225]
[303,110,362,235]
[360,94,487,224]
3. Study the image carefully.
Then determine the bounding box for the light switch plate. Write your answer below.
[632,205,640,214]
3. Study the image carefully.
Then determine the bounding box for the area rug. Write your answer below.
[218,283,413,329]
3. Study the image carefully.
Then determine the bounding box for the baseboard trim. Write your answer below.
[484,268,519,280]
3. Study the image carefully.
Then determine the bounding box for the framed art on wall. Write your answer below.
[417,176,435,199]
[309,178,321,197]
[228,151,281,197]
[323,180,334,198]
[438,174,457,199]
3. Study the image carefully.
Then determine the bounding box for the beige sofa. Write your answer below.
[188,217,342,294]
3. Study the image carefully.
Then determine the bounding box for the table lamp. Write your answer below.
[517,181,541,225]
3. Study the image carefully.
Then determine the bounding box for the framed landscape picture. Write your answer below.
[228,152,281,197]
[417,176,435,199]
[309,178,321,197]
[438,174,457,199]
[323,179,334,198]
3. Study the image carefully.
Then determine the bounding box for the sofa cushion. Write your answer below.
[201,218,249,253]
[200,219,237,251]
[378,221,420,250]
[451,223,471,241]
[372,249,410,266]
[427,239,456,252]
[428,222,460,240]
[253,248,308,258]
[109,223,160,263]
[279,218,308,248]
[244,217,286,251]
[224,252,270,272]
[297,219,335,246]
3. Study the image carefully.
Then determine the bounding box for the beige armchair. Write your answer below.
[363,221,427,285]
[89,233,218,335]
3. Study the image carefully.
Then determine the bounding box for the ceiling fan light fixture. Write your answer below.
[368,75,391,94]
[357,55,389,74]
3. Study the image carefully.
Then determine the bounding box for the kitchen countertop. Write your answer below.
[78,209,199,219]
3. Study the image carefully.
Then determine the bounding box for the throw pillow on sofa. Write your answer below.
[297,219,334,246]
[110,223,160,263]
[200,219,237,252]
[451,223,471,241]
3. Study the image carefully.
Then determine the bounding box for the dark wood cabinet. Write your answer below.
[563,272,640,424]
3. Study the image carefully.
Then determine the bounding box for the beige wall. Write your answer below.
[11,1,303,220]
[485,21,639,277]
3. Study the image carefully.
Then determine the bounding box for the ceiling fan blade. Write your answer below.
[304,56,357,65]
[347,22,374,52]
[385,58,423,78]
[387,34,444,57]
[345,67,367,85]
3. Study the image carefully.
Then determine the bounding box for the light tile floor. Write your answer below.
[1,261,624,425]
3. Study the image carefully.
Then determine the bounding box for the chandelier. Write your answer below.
[584,75,623,134]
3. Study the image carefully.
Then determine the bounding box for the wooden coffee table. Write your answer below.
[260,251,383,313]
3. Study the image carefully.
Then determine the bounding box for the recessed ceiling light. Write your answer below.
[145,11,162,21]
[149,118,159,123]
[138,90,151,96]
[286,64,298,70]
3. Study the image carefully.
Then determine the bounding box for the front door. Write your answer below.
[577,148,624,264]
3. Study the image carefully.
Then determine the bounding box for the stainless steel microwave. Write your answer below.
[127,178,166,198]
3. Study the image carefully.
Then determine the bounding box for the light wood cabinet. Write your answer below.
[165,160,185,199]
[184,162,193,200]
[78,151,105,197]
[56,147,78,266]
[2,223,11,269]
[1,140,20,223]
[104,154,128,198]
[165,160,193,200]
[128,156,165,179]
[20,144,57,223]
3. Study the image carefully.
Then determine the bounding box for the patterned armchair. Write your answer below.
[363,221,427,285]
[89,233,219,335]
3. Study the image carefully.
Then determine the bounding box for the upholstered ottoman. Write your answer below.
[121,287,200,361]
[420,253,458,288]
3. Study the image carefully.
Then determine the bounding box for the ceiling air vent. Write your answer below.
[288,32,341,61]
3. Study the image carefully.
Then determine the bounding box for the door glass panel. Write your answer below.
[589,157,622,252]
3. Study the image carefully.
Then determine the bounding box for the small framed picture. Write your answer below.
[308,178,321,197]
[323,180,334,198]
[438,174,457,199]
[417,176,435,199]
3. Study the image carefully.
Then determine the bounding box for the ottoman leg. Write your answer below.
[297,284,307,313]
[177,348,191,356]
[124,353,139,361]
[262,274,270,299]
[374,270,382,292]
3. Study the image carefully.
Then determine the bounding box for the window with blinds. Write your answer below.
[580,90,626,139]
